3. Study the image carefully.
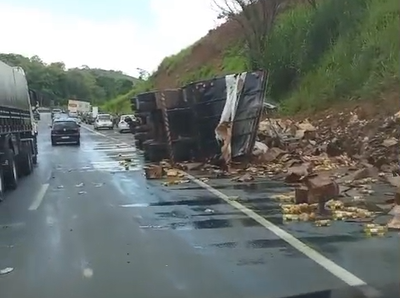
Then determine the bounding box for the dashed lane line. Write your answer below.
[81,123,381,298]
[28,183,50,211]
[81,125,131,146]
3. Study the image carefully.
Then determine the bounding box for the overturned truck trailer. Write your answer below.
[133,70,268,163]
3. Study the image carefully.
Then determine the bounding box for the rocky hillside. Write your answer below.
[108,0,399,115]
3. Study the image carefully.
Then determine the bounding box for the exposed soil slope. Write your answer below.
[153,19,241,89]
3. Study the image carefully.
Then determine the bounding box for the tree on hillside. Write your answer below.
[137,68,150,80]
[214,0,287,69]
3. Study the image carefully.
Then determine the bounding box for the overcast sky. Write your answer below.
[0,0,222,76]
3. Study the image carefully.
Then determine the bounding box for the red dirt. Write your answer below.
[152,0,315,89]
[289,85,400,123]
[153,19,241,89]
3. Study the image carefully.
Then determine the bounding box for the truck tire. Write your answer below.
[134,132,150,141]
[137,101,156,112]
[0,169,5,201]
[135,125,151,133]
[33,135,38,165]
[144,141,169,162]
[134,139,143,150]
[135,112,150,119]
[4,149,18,190]
[19,144,34,176]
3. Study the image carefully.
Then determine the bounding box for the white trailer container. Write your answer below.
[68,100,91,113]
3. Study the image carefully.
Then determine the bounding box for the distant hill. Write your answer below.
[77,67,139,83]
[0,53,137,106]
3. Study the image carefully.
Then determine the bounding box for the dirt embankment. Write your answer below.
[153,20,241,89]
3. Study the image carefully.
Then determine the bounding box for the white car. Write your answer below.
[117,114,136,133]
[68,114,81,124]
[94,114,113,130]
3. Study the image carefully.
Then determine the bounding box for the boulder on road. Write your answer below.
[303,174,340,204]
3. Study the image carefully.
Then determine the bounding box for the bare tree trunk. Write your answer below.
[214,0,287,69]
[307,0,317,9]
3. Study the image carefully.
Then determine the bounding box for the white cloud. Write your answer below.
[0,2,220,77]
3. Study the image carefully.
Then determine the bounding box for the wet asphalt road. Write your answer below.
[0,113,398,298]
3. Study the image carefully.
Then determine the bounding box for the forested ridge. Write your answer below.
[0,53,138,106]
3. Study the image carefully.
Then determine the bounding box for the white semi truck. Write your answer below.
[68,99,91,114]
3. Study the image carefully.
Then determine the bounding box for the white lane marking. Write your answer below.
[183,172,381,297]
[81,123,381,297]
[81,125,130,146]
[28,183,50,210]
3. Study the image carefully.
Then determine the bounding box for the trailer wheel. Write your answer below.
[135,112,150,118]
[33,135,38,165]
[137,101,156,112]
[134,132,150,141]
[4,149,18,190]
[19,145,34,176]
[0,169,5,201]
[134,139,143,150]
[135,125,151,133]
[144,141,169,162]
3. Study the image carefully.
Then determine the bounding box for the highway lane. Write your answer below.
[0,113,398,298]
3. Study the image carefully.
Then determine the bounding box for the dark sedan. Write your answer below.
[51,118,81,146]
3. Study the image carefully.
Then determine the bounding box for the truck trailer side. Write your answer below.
[0,60,38,200]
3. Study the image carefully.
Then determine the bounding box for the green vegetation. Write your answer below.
[101,78,154,113]
[266,0,399,113]
[157,46,193,75]
[106,0,399,115]
[0,53,138,106]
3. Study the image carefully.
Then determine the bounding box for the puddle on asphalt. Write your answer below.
[209,234,363,251]
[237,258,265,266]
[139,217,259,231]
[155,211,190,219]
[147,197,223,207]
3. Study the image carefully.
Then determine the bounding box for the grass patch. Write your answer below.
[102,78,154,113]
[279,0,399,113]
[157,46,193,75]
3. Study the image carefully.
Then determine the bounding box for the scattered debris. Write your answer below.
[75,183,84,188]
[387,205,400,230]
[315,219,331,227]
[144,165,163,179]
[82,268,93,278]
[232,173,254,183]
[364,224,388,236]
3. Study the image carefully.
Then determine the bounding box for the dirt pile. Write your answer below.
[257,109,400,171]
